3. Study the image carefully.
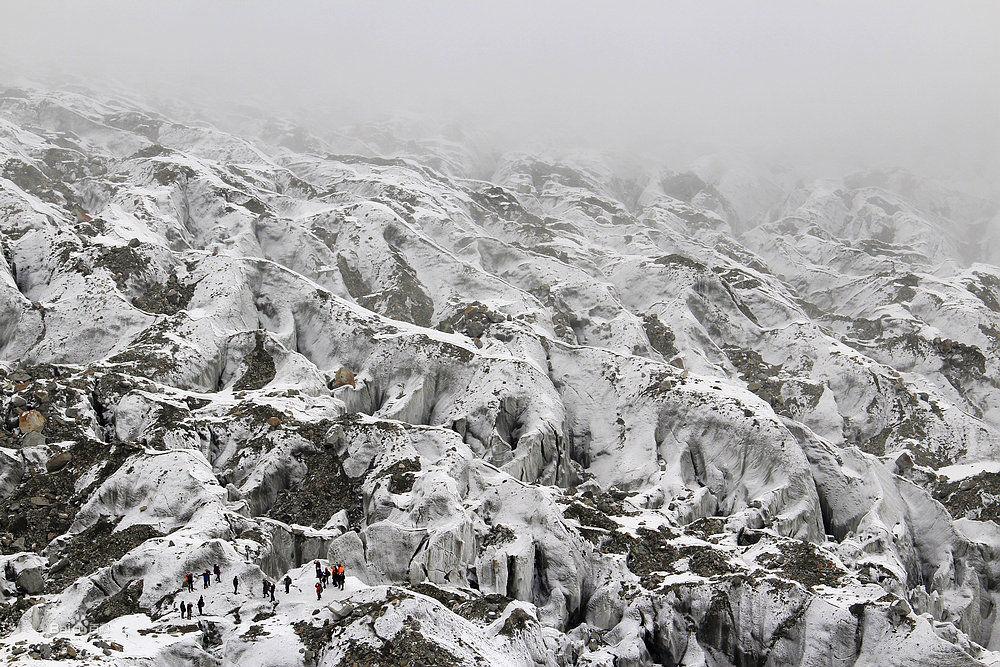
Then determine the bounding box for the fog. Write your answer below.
[1,0,997,187]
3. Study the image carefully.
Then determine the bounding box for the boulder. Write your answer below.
[20,431,46,448]
[46,451,72,472]
[16,566,45,594]
[10,553,48,594]
[18,409,45,433]
[333,368,356,388]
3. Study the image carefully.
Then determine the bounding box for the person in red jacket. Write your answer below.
[314,581,323,600]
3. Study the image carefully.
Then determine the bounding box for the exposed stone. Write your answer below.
[333,368,356,388]
[46,451,73,472]
[18,410,45,433]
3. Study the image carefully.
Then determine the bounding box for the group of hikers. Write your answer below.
[179,560,348,616]
[313,560,346,600]
[177,596,205,619]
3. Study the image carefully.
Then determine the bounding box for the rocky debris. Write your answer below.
[344,248,436,327]
[437,302,505,340]
[380,457,421,494]
[723,345,786,411]
[480,524,515,550]
[333,618,466,667]
[18,637,85,661]
[757,539,845,589]
[641,313,678,359]
[498,607,535,636]
[106,319,184,379]
[131,273,196,315]
[0,597,39,637]
[294,619,335,663]
[92,244,149,291]
[234,332,277,391]
[0,383,135,555]
[409,582,467,607]
[46,517,162,591]
[200,620,223,647]
[451,593,514,623]
[85,579,144,628]
[932,471,1000,521]
[563,500,620,532]
[90,638,124,655]
[267,443,365,528]
[603,526,681,588]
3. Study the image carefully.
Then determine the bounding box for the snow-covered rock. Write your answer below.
[1,82,999,665]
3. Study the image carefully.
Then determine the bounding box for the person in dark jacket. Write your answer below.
[262,579,269,598]
[197,595,205,615]
[268,582,275,602]
[283,575,292,594]
[185,573,194,592]
[202,570,211,589]
[213,564,221,583]
[233,576,239,594]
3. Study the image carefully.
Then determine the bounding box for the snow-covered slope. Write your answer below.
[2,84,1000,666]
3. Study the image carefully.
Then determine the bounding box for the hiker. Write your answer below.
[233,576,239,594]
[185,572,194,593]
[283,575,292,594]
[262,579,269,598]
[268,582,275,602]
[315,581,322,600]
[314,561,322,580]
[322,567,330,587]
[197,595,205,616]
[202,570,211,589]
[185,602,193,619]
[337,563,345,590]
[213,564,221,583]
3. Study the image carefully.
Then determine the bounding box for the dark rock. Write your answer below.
[46,451,73,472]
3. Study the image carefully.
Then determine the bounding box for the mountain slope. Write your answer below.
[1,84,1000,666]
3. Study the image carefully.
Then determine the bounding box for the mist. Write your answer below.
[1,0,997,188]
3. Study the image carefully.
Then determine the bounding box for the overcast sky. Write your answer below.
[1,1,997,183]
